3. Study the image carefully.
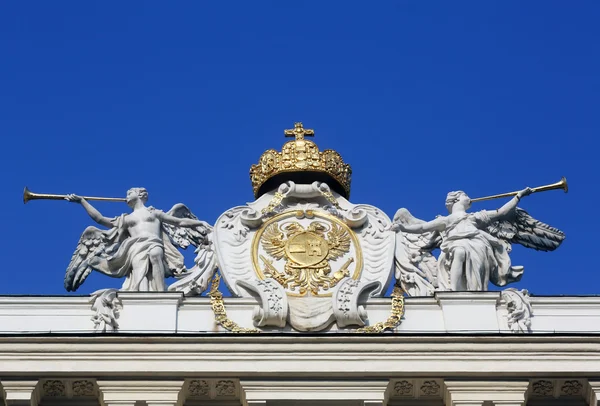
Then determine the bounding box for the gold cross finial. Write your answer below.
[284,122,314,140]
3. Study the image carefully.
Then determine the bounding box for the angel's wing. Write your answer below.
[64,226,112,292]
[162,203,210,249]
[350,204,396,297]
[487,208,565,251]
[168,235,218,296]
[393,208,443,295]
[261,223,286,260]
[163,204,218,296]
[326,223,351,261]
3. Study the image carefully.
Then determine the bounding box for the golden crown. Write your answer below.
[250,123,352,198]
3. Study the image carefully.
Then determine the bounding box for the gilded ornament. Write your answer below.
[209,273,260,333]
[355,286,405,333]
[250,122,352,198]
[253,211,360,297]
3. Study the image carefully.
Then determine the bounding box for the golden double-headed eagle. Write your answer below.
[260,220,353,295]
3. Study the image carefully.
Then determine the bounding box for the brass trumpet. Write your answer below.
[470,177,568,203]
[23,187,127,204]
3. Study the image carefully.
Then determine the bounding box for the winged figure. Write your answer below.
[261,220,352,295]
[64,187,214,293]
[390,187,565,293]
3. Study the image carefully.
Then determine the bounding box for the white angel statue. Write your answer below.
[391,187,565,293]
[64,187,216,293]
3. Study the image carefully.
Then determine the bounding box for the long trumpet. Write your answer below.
[470,177,568,203]
[23,187,127,204]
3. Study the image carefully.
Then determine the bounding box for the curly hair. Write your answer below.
[445,190,467,213]
[128,187,148,203]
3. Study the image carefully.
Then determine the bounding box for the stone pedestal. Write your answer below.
[116,293,183,333]
[444,381,528,406]
[436,292,501,333]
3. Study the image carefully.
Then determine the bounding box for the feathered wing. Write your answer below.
[162,203,209,250]
[326,223,351,261]
[64,226,117,292]
[167,235,218,296]
[261,223,286,260]
[486,208,565,252]
[165,203,217,296]
[393,208,442,296]
[351,204,396,296]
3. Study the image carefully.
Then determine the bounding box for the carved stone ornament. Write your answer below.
[561,380,583,396]
[393,380,414,396]
[501,288,533,333]
[90,288,121,332]
[42,380,66,397]
[532,380,554,396]
[332,278,380,327]
[215,380,236,397]
[188,380,210,397]
[237,278,288,328]
[72,380,95,397]
[420,380,441,396]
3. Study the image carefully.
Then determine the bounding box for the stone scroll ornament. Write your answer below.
[390,179,567,295]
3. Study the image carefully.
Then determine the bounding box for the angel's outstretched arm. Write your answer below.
[394,216,447,234]
[488,187,533,222]
[158,212,210,231]
[66,195,113,228]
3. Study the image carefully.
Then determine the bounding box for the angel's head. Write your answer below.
[126,187,148,207]
[445,190,471,213]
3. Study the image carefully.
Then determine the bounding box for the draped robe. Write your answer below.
[437,211,523,291]
[87,213,186,291]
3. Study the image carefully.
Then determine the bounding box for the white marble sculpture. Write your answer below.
[64,188,212,292]
[390,187,565,294]
[89,288,121,332]
[501,288,533,333]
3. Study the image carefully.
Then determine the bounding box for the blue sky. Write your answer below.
[0,2,597,295]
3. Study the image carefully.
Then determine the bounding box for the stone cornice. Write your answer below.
[0,335,600,377]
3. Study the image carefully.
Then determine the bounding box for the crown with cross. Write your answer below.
[249,122,352,198]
